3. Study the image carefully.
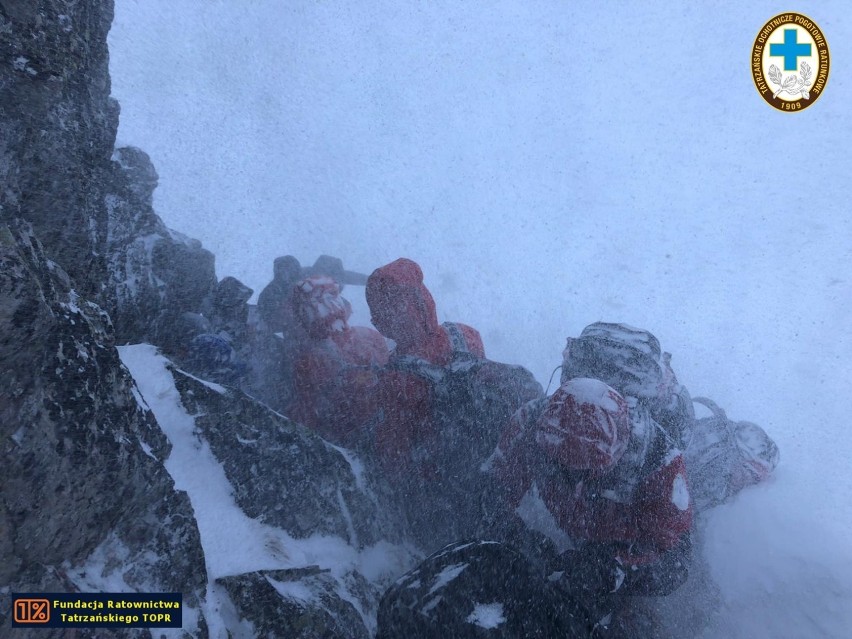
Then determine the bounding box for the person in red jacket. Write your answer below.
[287,275,389,445]
[365,258,496,468]
[366,257,481,364]
[562,322,779,515]
[491,376,693,626]
[365,258,542,551]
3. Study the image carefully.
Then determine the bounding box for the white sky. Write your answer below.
[108,3,852,632]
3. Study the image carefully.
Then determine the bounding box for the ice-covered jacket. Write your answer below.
[492,378,693,565]
[289,276,389,443]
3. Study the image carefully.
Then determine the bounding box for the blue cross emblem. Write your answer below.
[770,29,812,71]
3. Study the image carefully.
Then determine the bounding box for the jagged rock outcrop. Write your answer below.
[0,221,208,637]
[170,366,408,549]
[0,0,117,296]
[218,567,371,639]
[0,3,217,346]
[104,146,217,347]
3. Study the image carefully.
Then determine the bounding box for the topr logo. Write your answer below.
[751,13,830,112]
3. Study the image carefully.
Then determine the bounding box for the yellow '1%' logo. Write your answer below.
[751,13,830,112]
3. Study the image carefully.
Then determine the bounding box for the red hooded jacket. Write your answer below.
[366,258,454,363]
[366,259,500,471]
[289,276,388,443]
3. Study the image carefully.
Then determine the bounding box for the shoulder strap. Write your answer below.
[692,396,727,420]
[443,321,469,353]
[388,354,447,385]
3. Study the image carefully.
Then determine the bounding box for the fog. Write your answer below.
[109,1,852,635]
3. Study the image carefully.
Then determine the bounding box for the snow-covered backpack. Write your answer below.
[684,397,780,512]
[562,322,666,401]
[387,349,542,476]
[561,322,693,447]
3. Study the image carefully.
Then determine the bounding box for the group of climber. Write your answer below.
[176,253,779,636]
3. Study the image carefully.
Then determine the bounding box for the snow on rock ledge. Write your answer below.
[172,369,408,548]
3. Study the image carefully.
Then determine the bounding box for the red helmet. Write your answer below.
[535,378,630,472]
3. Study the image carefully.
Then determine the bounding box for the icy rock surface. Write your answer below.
[376,540,592,638]
[103,146,217,346]
[0,0,117,295]
[170,367,408,547]
[217,566,371,639]
[0,221,208,636]
[121,344,419,636]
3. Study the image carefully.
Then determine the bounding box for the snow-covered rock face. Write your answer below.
[0,222,208,634]
[112,146,159,207]
[218,567,371,639]
[170,366,408,548]
[121,344,418,636]
[0,1,217,347]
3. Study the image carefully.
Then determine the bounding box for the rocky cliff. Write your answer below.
[0,1,217,345]
[0,221,209,637]
[0,0,116,296]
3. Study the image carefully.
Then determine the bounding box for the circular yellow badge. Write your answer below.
[751,13,830,112]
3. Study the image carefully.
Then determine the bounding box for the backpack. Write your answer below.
[442,321,485,360]
[562,322,665,400]
[388,352,542,469]
[684,397,780,512]
[562,322,692,447]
